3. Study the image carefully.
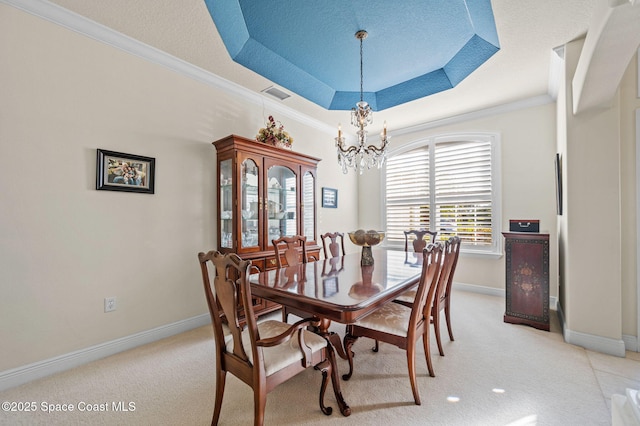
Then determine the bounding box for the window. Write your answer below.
[384,133,501,256]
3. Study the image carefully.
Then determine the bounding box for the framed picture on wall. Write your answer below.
[96,149,155,194]
[555,153,563,215]
[321,187,338,208]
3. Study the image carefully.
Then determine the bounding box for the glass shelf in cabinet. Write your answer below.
[267,186,295,194]
[242,183,258,191]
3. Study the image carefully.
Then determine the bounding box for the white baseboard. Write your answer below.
[623,334,640,352]
[564,328,627,357]
[453,281,504,297]
[453,281,558,309]
[556,302,628,357]
[0,314,210,392]
[3,286,634,392]
[458,283,633,356]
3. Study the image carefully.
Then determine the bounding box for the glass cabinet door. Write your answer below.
[241,159,260,250]
[302,170,315,242]
[219,159,233,249]
[266,165,297,244]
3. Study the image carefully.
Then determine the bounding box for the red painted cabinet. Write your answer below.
[503,232,550,331]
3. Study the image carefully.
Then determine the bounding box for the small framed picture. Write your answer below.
[96,149,155,194]
[321,187,338,208]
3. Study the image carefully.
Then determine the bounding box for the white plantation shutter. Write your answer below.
[302,172,315,240]
[285,176,297,236]
[384,134,501,255]
[385,147,430,245]
[435,141,493,247]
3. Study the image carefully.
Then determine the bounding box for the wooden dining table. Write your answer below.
[249,248,424,417]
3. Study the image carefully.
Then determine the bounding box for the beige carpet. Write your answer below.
[0,290,615,425]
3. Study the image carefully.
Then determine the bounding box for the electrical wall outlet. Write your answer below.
[104,297,117,313]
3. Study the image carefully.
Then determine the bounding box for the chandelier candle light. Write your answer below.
[335,30,389,175]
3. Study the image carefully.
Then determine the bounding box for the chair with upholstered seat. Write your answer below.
[404,229,438,253]
[198,250,333,425]
[369,229,436,351]
[320,232,346,258]
[395,236,461,357]
[342,243,443,405]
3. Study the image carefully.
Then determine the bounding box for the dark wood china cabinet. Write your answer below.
[213,135,321,319]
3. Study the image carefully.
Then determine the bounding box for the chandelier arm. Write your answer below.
[365,139,389,154]
[336,142,359,156]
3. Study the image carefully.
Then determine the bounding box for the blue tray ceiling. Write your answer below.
[205,0,499,111]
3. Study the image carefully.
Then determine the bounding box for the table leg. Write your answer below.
[318,318,349,360]
[325,341,351,416]
[316,318,351,416]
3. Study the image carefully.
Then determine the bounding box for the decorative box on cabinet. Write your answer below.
[502,232,550,331]
[213,135,321,320]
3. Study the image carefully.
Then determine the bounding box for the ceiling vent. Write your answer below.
[261,86,291,101]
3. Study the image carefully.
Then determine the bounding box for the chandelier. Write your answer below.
[335,30,389,175]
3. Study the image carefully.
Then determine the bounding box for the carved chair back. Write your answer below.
[272,235,308,268]
[404,229,438,253]
[321,232,346,258]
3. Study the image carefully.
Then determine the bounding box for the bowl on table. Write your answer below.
[348,230,385,265]
[348,230,385,247]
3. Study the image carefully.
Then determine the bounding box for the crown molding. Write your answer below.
[391,94,553,138]
[3,0,559,140]
[1,0,336,136]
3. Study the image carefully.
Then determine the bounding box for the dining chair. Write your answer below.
[272,235,310,268]
[197,250,333,426]
[320,232,346,258]
[272,235,315,322]
[395,236,461,357]
[433,235,461,353]
[342,243,444,405]
[369,229,436,351]
[404,229,438,253]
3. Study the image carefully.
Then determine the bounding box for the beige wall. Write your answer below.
[619,53,639,338]
[359,103,559,294]
[559,38,638,351]
[0,5,358,371]
[563,38,622,340]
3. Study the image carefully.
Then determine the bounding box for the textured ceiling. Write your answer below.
[45,0,599,132]
[206,0,500,111]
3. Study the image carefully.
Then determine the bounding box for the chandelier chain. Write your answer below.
[359,35,364,103]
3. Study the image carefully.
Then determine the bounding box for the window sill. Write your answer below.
[382,244,503,259]
[460,249,503,260]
